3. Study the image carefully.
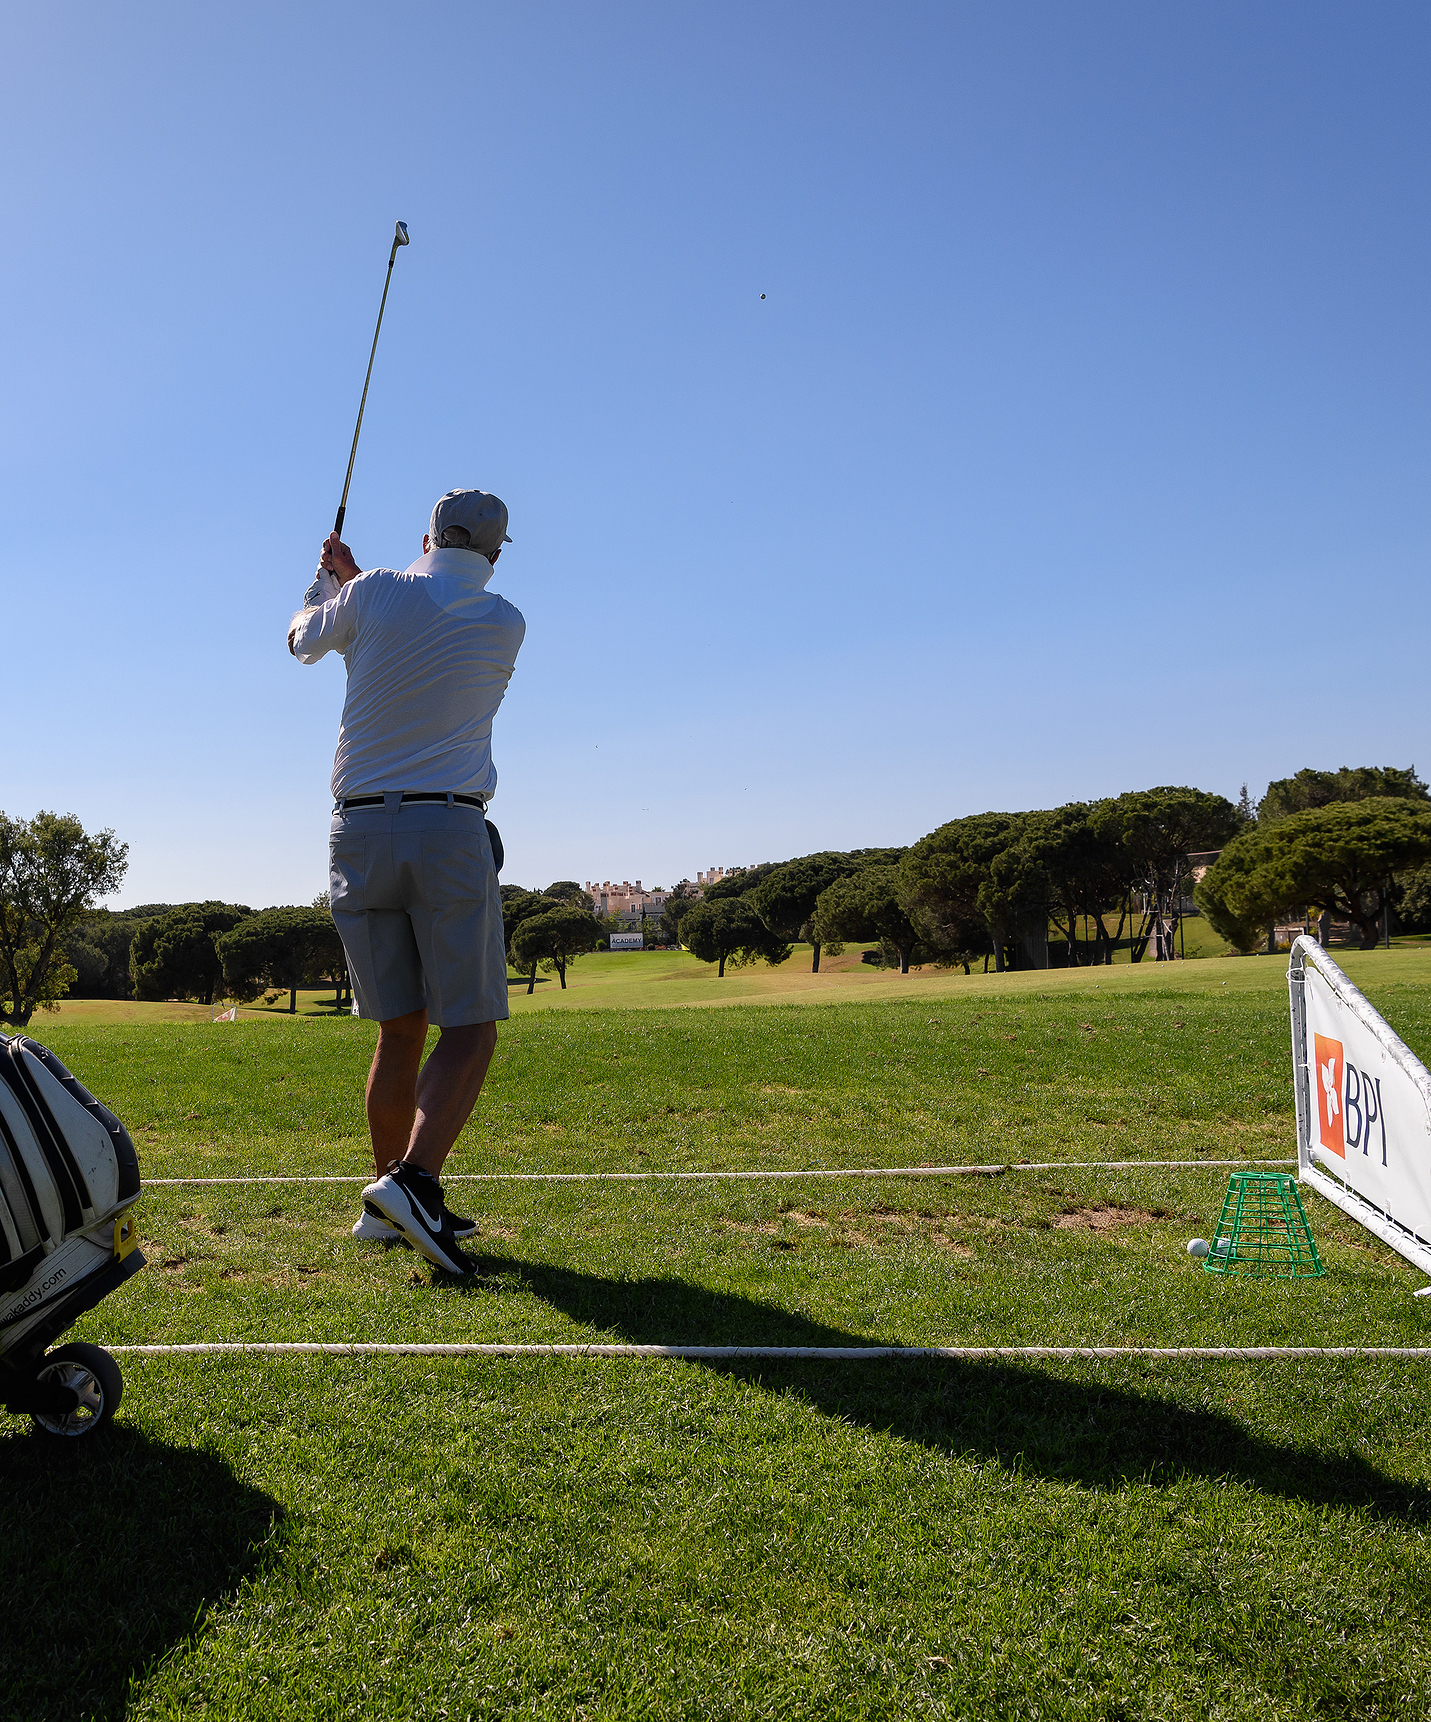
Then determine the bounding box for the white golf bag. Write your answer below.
[0,1034,144,1434]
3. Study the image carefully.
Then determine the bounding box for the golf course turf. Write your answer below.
[6,949,1431,1720]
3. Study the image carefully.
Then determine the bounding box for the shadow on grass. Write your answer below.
[0,1423,283,1722]
[465,1253,1431,1525]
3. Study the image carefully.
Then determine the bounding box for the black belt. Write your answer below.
[337,792,487,811]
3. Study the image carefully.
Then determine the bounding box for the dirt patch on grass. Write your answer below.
[836,1207,978,1256]
[724,1212,824,1237]
[1053,1205,1158,1231]
[261,1265,333,1287]
[727,1204,978,1257]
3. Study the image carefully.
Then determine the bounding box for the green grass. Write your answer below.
[7,951,1431,1719]
[32,933,1431,1027]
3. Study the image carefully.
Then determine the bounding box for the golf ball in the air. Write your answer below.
[1187,1238,1211,1258]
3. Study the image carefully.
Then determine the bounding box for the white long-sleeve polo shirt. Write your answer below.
[289,548,526,804]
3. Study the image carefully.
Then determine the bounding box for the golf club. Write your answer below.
[333,220,410,537]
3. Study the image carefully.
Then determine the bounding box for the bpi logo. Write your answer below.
[1314,1032,1387,1164]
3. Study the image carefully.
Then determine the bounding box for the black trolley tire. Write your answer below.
[30,1342,123,1438]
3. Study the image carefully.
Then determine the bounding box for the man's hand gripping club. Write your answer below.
[306,531,363,605]
[290,532,364,654]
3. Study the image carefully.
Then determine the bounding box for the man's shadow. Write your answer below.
[0,1423,283,1722]
[464,1252,1431,1526]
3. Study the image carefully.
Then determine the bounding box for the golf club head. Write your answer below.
[394,221,410,247]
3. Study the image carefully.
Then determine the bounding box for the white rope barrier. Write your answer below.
[104,1341,1431,1360]
[144,1159,1295,1187]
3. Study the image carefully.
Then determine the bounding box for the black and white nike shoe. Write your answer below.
[353,1196,476,1243]
[361,1161,474,1274]
[444,1201,478,1240]
[352,1207,404,1243]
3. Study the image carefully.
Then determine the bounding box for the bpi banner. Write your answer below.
[1288,935,1431,1276]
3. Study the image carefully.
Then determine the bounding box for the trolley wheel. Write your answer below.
[30,1343,123,1438]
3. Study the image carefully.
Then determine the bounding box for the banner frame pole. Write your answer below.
[1300,1162,1431,1277]
[1288,940,1313,1179]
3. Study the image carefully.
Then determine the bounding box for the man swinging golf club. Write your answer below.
[288,488,525,1273]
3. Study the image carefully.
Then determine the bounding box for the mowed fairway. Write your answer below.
[7,953,1431,1719]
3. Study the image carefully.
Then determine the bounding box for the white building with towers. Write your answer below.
[585,881,670,926]
[584,867,753,931]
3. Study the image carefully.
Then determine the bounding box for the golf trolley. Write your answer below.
[0,1034,144,1439]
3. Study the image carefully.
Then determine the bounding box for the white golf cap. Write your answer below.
[429,489,512,556]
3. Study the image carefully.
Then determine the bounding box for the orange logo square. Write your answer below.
[1314,1032,1345,1157]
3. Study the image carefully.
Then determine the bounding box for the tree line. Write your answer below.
[0,810,347,1025]
[491,786,1254,982]
[5,764,1428,1024]
[497,767,1431,981]
[660,786,1245,977]
[1196,767,1431,951]
[498,882,602,991]
[73,900,346,1016]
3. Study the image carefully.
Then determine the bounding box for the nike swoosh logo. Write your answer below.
[408,1193,443,1232]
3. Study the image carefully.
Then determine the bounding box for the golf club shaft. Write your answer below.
[334,226,408,537]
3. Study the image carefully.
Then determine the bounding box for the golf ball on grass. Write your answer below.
[1187,1238,1211,1258]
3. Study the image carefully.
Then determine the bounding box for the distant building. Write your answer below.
[585,879,672,929]
[1179,851,1223,918]
[585,867,750,931]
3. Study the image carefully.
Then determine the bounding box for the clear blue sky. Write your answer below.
[4,3,1428,907]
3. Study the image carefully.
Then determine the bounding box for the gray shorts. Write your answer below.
[328,799,508,1028]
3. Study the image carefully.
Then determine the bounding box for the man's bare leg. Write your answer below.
[404,1022,498,1177]
[360,1019,498,1269]
[366,1008,428,1178]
